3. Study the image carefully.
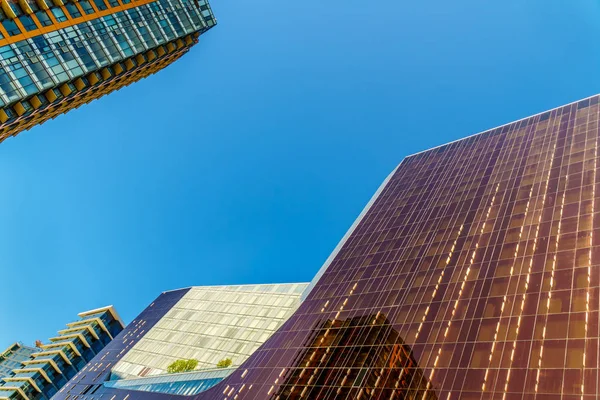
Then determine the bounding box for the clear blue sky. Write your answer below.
[2,0,600,348]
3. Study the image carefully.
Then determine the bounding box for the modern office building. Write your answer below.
[0,0,216,143]
[110,283,308,380]
[87,283,306,396]
[54,94,600,398]
[0,344,38,378]
[0,306,124,400]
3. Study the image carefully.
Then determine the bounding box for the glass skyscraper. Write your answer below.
[0,0,216,143]
[54,94,600,398]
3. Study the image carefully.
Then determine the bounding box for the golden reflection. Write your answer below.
[273,313,437,400]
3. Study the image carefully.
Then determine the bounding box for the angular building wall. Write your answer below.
[54,94,600,399]
[111,284,308,379]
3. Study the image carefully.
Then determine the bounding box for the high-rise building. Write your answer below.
[0,344,38,378]
[53,94,600,399]
[0,0,216,143]
[0,306,124,400]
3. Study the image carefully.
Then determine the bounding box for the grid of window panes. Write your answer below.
[52,96,600,400]
[0,308,123,400]
[0,0,216,42]
[0,344,37,378]
[110,284,308,380]
[0,0,214,107]
[209,95,600,400]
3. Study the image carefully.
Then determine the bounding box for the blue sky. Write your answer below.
[2,0,600,348]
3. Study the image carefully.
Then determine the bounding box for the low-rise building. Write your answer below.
[111,283,308,380]
[54,283,308,398]
[0,306,124,400]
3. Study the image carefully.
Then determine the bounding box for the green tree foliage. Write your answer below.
[167,359,198,373]
[216,358,232,368]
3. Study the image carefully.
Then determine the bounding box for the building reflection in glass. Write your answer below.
[274,313,437,400]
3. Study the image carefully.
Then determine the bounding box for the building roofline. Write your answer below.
[406,92,600,158]
[301,164,402,301]
[78,306,125,329]
[0,342,37,359]
[1,342,21,354]
[162,282,309,294]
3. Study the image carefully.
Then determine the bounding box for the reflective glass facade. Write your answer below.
[111,284,308,379]
[0,0,215,142]
[0,344,38,378]
[55,94,600,399]
[104,367,234,395]
[0,306,124,400]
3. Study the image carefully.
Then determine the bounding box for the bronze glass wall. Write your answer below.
[56,95,600,399]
